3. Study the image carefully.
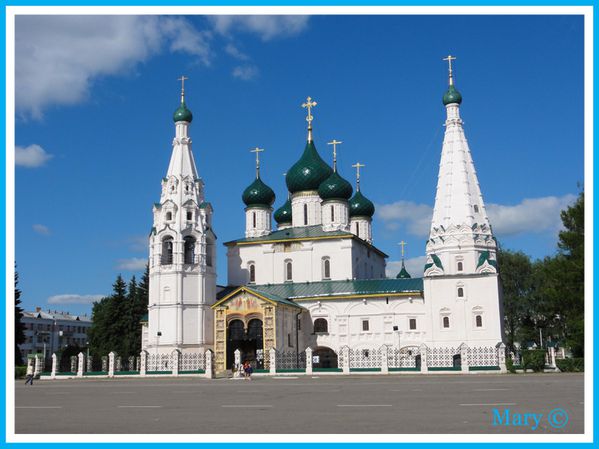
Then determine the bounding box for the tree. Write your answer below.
[14,267,26,365]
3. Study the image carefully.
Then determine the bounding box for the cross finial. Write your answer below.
[352,162,365,191]
[301,96,318,142]
[443,55,456,86]
[178,75,189,102]
[250,147,265,178]
[398,240,407,259]
[327,139,343,171]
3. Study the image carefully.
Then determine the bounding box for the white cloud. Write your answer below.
[386,256,427,278]
[487,195,577,236]
[16,16,211,118]
[224,43,249,60]
[232,64,259,80]
[116,257,148,271]
[48,294,104,304]
[15,144,53,167]
[376,201,433,238]
[209,15,310,41]
[32,224,51,235]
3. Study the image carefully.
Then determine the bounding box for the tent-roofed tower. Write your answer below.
[143,77,216,355]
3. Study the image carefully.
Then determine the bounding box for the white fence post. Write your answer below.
[497,342,507,373]
[269,348,277,374]
[34,354,43,378]
[172,350,180,376]
[380,345,389,374]
[419,343,429,374]
[305,348,313,375]
[460,343,469,374]
[108,352,115,378]
[140,351,147,376]
[51,353,57,379]
[549,346,557,368]
[205,350,214,379]
[77,352,84,377]
[342,346,350,375]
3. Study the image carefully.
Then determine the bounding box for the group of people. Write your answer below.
[233,360,254,380]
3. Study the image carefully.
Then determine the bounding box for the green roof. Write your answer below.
[443,84,462,106]
[286,140,333,194]
[349,190,375,217]
[217,278,423,305]
[242,176,275,208]
[173,100,193,123]
[198,201,211,209]
[396,261,411,279]
[318,170,353,201]
[274,198,292,224]
[477,250,498,269]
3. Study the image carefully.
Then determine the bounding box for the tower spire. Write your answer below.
[177,75,188,103]
[250,147,264,179]
[301,96,317,142]
[327,139,342,172]
[443,55,456,86]
[352,162,365,192]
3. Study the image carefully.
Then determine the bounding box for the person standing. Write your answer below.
[24,359,34,386]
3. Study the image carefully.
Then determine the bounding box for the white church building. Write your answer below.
[142,59,505,374]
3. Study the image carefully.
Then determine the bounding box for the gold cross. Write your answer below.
[443,55,456,85]
[327,139,343,171]
[301,96,317,141]
[178,75,189,101]
[250,147,264,178]
[399,240,407,258]
[352,162,365,191]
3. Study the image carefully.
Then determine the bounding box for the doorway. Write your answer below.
[226,318,264,370]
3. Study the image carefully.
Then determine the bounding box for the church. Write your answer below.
[141,58,504,374]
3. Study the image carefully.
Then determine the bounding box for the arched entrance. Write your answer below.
[226,318,264,370]
[313,346,338,369]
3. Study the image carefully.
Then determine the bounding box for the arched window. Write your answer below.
[285,260,293,281]
[161,237,173,265]
[303,204,308,225]
[457,261,463,272]
[184,236,195,264]
[206,238,214,267]
[252,212,256,229]
[322,258,331,280]
[166,211,173,221]
[475,315,483,328]
[443,316,450,328]
[186,210,192,221]
[249,263,256,284]
[355,222,360,237]
[330,205,335,222]
[473,205,479,213]
[457,287,464,297]
[314,318,328,333]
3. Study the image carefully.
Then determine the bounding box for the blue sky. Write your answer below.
[14,14,584,315]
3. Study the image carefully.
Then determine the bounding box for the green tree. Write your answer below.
[14,267,26,365]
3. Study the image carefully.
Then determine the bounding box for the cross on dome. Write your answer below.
[398,240,407,259]
[178,75,189,101]
[443,55,456,86]
[352,162,365,191]
[250,147,265,178]
[327,139,343,171]
[301,96,318,141]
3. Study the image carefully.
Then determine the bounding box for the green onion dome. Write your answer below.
[442,84,462,106]
[173,101,193,123]
[286,141,333,194]
[396,263,411,279]
[242,176,275,208]
[318,170,353,201]
[274,198,292,224]
[349,190,375,218]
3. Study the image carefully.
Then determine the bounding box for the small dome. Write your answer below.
[396,262,411,279]
[242,177,275,208]
[349,190,375,218]
[318,170,353,201]
[173,101,193,123]
[274,198,292,224]
[442,84,462,106]
[286,141,333,194]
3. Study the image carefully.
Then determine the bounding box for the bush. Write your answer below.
[556,358,584,372]
[15,366,26,379]
[521,349,546,372]
[506,357,517,373]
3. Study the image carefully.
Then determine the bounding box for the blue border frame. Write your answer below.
[4,1,595,446]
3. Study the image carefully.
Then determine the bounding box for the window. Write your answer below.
[249,263,256,284]
[457,287,464,298]
[473,205,479,213]
[475,315,483,328]
[457,262,463,272]
[331,205,335,222]
[184,236,195,264]
[166,211,173,221]
[362,320,369,331]
[186,211,192,221]
[285,260,293,282]
[252,212,256,229]
[443,316,450,328]
[161,237,174,265]
[288,333,292,347]
[409,318,417,330]
[206,239,214,267]
[322,258,331,280]
[303,204,308,225]
[355,222,360,237]
[314,318,328,333]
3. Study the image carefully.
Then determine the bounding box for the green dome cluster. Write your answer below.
[286,141,333,194]
[349,190,375,218]
[318,170,353,201]
[274,198,292,224]
[442,84,462,106]
[242,177,275,208]
[173,101,193,123]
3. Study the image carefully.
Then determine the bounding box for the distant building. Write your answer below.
[19,307,92,362]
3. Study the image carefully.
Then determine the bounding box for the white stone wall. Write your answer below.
[321,200,350,232]
[245,207,272,238]
[349,217,372,243]
[291,191,322,227]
